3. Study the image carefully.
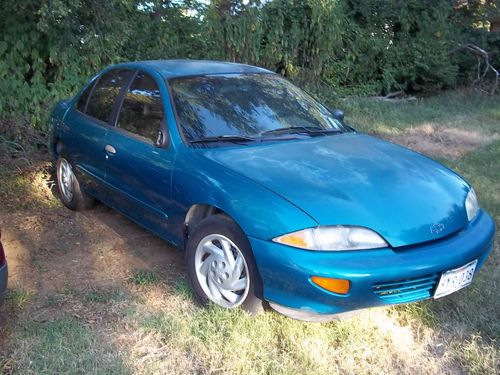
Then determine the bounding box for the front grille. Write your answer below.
[372,274,439,303]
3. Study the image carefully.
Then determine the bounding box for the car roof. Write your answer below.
[110,59,272,79]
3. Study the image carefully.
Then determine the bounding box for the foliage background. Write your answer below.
[0,0,498,132]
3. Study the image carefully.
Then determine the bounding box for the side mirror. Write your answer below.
[156,130,168,148]
[331,109,344,122]
[155,117,170,148]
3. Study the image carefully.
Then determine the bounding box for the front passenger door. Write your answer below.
[104,71,176,241]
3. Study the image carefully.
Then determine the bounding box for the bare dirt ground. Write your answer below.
[0,202,185,310]
[1,191,204,374]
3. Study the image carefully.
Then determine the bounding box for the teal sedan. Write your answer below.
[50,60,495,321]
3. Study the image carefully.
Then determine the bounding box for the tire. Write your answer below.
[56,156,94,211]
[185,214,264,314]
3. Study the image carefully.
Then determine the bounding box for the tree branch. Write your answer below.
[450,43,499,95]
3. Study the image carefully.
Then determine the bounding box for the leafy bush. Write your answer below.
[0,0,497,133]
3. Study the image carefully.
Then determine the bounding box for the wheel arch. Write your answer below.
[184,203,227,244]
[183,203,266,300]
[53,138,63,156]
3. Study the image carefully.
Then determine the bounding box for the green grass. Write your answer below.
[340,89,500,136]
[450,140,500,217]
[128,269,161,286]
[394,301,438,328]
[4,318,129,375]
[453,335,499,375]
[83,288,125,304]
[426,140,500,341]
[133,302,442,374]
[171,278,195,300]
[43,293,68,308]
[4,287,33,311]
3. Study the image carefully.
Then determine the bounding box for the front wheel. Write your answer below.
[185,214,264,314]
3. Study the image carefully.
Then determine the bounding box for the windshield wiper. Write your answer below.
[306,128,343,135]
[260,126,342,137]
[189,135,257,144]
[259,126,314,136]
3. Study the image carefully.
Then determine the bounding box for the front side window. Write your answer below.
[169,73,346,143]
[86,69,132,123]
[117,72,164,143]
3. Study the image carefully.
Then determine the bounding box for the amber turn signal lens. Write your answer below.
[276,234,309,248]
[311,276,350,295]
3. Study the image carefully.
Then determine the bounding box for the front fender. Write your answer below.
[171,148,318,243]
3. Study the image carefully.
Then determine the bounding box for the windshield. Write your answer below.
[169,73,346,143]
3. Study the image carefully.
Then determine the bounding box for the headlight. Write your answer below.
[273,226,388,251]
[465,188,479,222]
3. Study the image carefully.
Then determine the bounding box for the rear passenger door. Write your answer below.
[63,69,132,200]
[103,71,176,240]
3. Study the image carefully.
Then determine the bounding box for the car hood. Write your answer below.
[201,133,470,248]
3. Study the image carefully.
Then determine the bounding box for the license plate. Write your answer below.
[434,260,477,299]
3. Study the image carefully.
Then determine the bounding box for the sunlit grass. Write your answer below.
[120,287,449,375]
[340,89,500,136]
[0,162,60,212]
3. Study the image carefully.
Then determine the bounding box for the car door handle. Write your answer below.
[104,144,116,155]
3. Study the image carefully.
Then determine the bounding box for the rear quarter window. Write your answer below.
[76,81,95,113]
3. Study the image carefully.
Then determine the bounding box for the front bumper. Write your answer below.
[250,210,496,317]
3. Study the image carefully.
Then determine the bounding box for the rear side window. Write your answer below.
[76,81,95,113]
[117,72,164,143]
[86,69,131,124]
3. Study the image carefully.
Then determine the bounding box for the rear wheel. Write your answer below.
[185,214,264,314]
[56,156,94,211]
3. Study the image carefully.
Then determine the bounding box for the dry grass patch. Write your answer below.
[453,335,499,375]
[379,123,498,160]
